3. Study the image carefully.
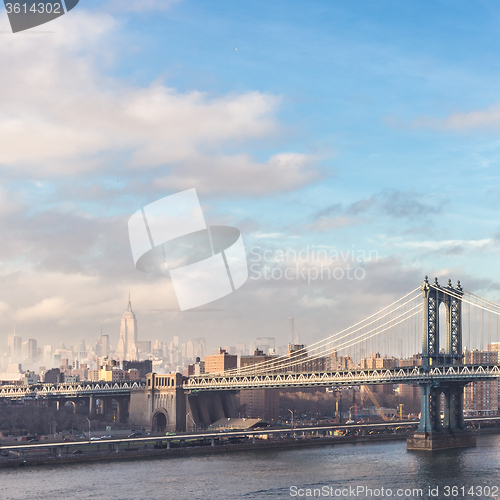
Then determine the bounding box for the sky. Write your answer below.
[1,0,500,353]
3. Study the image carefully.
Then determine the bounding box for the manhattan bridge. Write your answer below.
[186,276,500,449]
[2,276,500,450]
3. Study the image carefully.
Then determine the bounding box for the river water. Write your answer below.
[1,435,499,500]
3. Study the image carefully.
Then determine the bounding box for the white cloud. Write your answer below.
[253,233,287,239]
[0,10,318,195]
[107,0,182,12]
[410,104,500,131]
[0,7,328,349]
[4,268,177,326]
[14,297,69,322]
[152,152,319,194]
[305,215,358,233]
[0,187,23,217]
[385,238,493,250]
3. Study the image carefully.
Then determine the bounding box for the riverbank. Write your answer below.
[2,428,499,469]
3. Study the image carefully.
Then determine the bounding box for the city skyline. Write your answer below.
[2,0,500,495]
[1,2,500,351]
[1,294,303,375]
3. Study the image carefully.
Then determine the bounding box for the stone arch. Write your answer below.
[64,400,77,413]
[152,409,168,432]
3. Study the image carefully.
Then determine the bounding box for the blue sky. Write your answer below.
[1,0,500,351]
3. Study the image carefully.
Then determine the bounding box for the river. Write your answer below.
[1,435,499,500]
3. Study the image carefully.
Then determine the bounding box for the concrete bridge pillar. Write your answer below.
[115,399,122,422]
[101,397,115,417]
[115,398,128,422]
[50,399,61,411]
[89,396,95,417]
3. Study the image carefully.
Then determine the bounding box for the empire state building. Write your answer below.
[116,294,138,360]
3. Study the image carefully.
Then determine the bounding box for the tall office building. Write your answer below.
[186,339,194,361]
[77,340,87,361]
[256,337,276,356]
[204,348,237,373]
[7,333,22,361]
[464,350,498,416]
[43,345,52,366]
[21,339,37,362]
[101,335,109,357]
[487,342,500,363]
[116,294,138,360]
[235,342,247,357]
[185,338,206,362]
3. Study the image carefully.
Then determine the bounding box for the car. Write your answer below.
[28,438,39,442]
[90,437,101,441]
[101,435,113,439]
[63,437,76,442]
[128,432,141,438]
[72,449,83,454]
[165,432,176,436]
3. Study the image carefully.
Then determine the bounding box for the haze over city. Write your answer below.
[1,1,500,354]
[3,2,500,498]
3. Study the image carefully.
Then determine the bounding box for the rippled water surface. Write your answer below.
[1,435,499,500]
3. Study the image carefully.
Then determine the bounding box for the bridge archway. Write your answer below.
[438,302,447,355]
[152,410,168,432]
[64,401,76,413]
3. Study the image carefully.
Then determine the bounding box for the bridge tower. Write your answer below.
[407,276,476,451]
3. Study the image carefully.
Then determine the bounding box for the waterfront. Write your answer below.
[1,435,499,500]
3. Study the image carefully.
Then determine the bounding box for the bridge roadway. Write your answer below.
[0,380,146,399]
[185,364,500,391]
[1,364,499,399]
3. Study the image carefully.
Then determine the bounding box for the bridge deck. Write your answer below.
[1,364,498,398]
[186,364,500,391]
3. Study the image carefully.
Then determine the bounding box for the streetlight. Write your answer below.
[288,409,293,431]
[86,418,91,442]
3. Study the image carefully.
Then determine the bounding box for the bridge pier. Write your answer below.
[112,397,127,423]
[89,395,96,417]
[407,277,476,451]
[407,381,475,450]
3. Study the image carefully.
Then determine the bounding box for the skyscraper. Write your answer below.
[7,333,22,361]
[464,349,498,416]
[102,334,109,358]
[116,293,138,360]
[21,339,37,362]
[43,345,52,365]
